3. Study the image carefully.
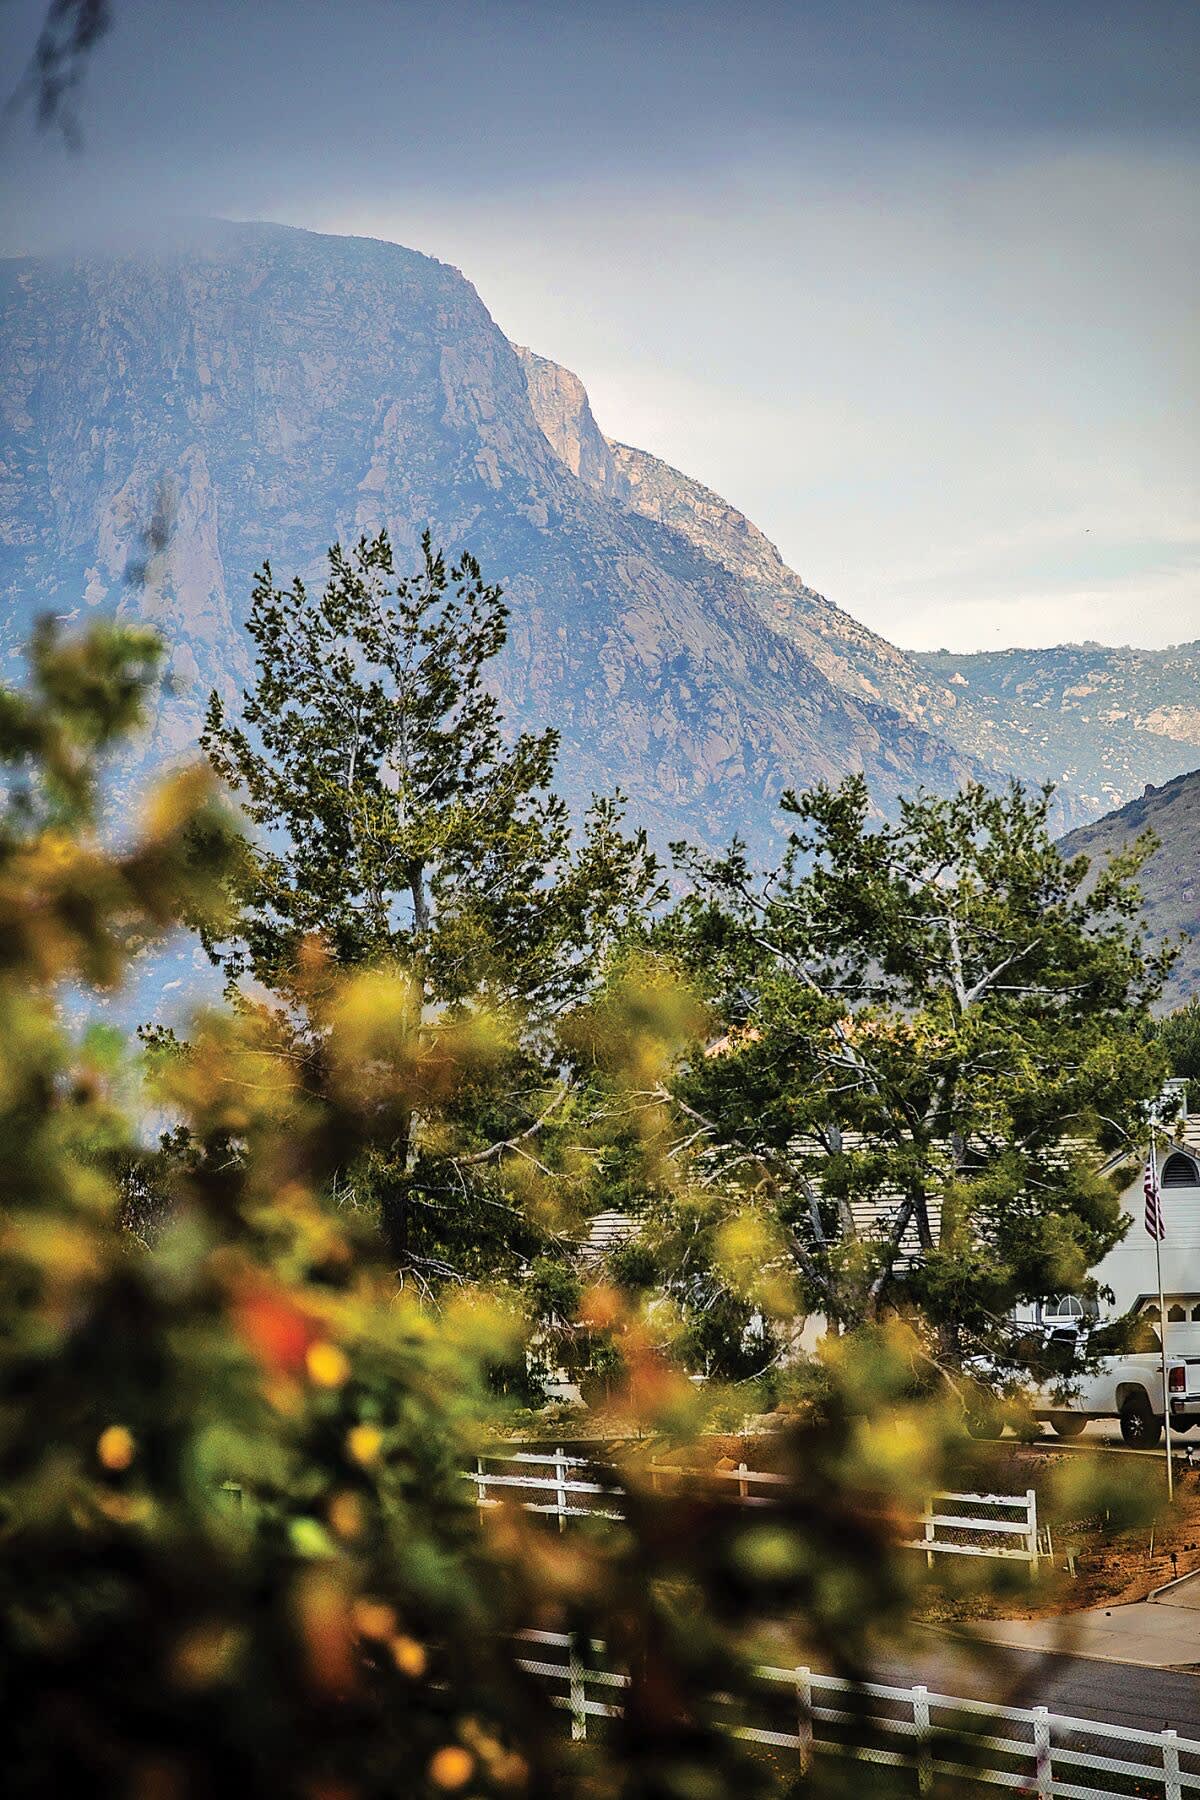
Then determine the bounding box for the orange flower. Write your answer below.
[328,1491,364,1539]
[346,1423,383,1465]
[351,1598,396,1641]
[428,1746,473,1790]
[306,1341,351,1388]
[390,1635,427,1678]
[231,1277,320,1377]
[97,1425,136,1471]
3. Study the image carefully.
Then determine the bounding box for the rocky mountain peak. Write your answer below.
[514,345,622,499]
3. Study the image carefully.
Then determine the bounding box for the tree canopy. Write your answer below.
[633,777,1171,1386]
[199,533,663,1297]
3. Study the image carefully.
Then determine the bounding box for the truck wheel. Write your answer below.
[1119,1395,1162,1447]
[964,1396,1005,1439]
[1049,1414,1087,1438]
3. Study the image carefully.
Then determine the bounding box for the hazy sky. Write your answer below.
[1,0,1196,651]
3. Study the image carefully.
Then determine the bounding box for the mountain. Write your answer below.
[916,643,1200,821]
[515,347,1072,811]
[1060,767,1200,1011]
[0,219,1000,857]
[0,219,1182,860]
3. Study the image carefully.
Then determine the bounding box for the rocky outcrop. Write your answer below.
[515,351,1114,829]
[514,346,622,500]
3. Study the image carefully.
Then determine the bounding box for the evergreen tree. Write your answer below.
[200,532,663,1285]
[646,777,1171,1383]
[1156,995,1200,1086]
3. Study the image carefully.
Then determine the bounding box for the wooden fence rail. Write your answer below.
[466,1450,1039,1568]
[516,1630,1200,1797]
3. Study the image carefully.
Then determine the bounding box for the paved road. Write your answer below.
[876,1630,1200,1735]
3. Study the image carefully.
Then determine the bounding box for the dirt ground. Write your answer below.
[920,1442,1200,1621]
[706,1428,1200,1621]
[515,1424,1200,1620]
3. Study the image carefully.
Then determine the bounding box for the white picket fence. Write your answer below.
[516,1629,1200,1796]
[467,1449,1039,1569]
[907,1487,1040,1575]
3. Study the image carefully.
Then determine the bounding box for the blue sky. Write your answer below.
[1,0,1196,650]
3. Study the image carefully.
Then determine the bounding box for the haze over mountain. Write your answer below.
[0,220,1193,856]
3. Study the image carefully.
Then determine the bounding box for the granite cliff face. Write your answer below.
[4,221,1187,855]
[514,348,1113,827]
[1,220,997,857]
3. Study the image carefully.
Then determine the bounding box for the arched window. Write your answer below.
[1169,1303,1188,1322]
[1162,1152,1200,1189]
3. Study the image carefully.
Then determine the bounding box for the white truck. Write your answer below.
[1034,1347,1200,1444]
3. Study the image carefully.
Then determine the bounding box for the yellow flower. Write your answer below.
[346,1423,383,1466]
[428,1745,473,1790]
[306,1341,351,1388]
[327,1491,364,1539]
[351,1597,396,1640]
[97,1425,136,1471]
[391,1634,427,1678]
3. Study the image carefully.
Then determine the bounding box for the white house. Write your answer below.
[1018,1095,1200,1343]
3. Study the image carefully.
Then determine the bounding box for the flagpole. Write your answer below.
[1151,1112,1174,1500]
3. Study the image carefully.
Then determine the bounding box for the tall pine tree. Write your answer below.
[201,532,663,1286]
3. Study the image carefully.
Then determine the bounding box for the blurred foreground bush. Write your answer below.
[0,623,1148,1798]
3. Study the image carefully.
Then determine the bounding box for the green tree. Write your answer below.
[200,532,663,1287]
[1157,996,1200,1086]
[647,777,1170,1382]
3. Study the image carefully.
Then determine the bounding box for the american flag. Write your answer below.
[1145,1158,1165,1241]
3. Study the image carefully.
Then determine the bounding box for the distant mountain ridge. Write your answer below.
[1059,767,1200,1012]
[515,346,1060,809]
[917,643,1200,819]
[0,219,1191,860]
[516,345,1199,827]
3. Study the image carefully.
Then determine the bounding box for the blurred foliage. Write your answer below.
[0,620,1160,1797]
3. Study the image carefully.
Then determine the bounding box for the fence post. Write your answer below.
[474,1456,486,1510]
[737,1461,749,1502]
[568,1637,587,1741]
[1033,1705,1052,1799]
[924,1496,935,1570]
[795,1666,813,1775]
[1163,1727,1182,1800]
[1027,1489,1040,1579]
[555,1447,568,1533]
[912,1685,932,1794]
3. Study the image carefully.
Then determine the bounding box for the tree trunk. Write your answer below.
[407,859,430,936]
